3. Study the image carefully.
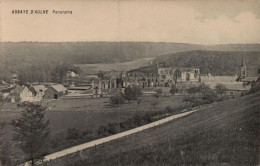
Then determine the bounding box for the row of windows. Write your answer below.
[127,72,157,77]
[159,69,199,75]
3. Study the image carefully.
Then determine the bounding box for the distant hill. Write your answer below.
[153,50,260,76]
[1,42,260,66]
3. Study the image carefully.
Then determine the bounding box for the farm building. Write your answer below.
[31,85,47,99]
[6,85,33,103]
[0,85,16,99]
[44,84,68,99]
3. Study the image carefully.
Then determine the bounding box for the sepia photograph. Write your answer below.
[0,0,260,165]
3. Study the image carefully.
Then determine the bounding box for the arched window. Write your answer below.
[173,69,181,82]
[186,73,190,81]
[194,70,198,78]
[169,69,173,75]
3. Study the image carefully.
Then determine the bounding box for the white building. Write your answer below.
[7,86,33,102]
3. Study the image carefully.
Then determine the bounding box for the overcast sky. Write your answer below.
[1,0,260,44]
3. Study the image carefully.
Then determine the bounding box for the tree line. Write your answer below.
[0,61,82,84]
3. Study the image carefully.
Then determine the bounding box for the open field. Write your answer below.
[0,95,185,139]
[0,95,185,112]
[76,58,154,74]
[45,92,260,166]
[0,95,185,164]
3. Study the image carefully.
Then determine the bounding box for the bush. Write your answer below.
[0,141,12,166]
[142,113,152,123]
[124,85,142,102]
[107,123,120,134]
[97,125,110,137]
[151,101,159,109]
[248,78,260,94]
[164,106,183,114]
[97,113,155,138]
[97,123,120,136]
[215,84,227,96]
[50,133,66,149]
[82,129,94,140]
[183,96,196,106]
[155,89,163,96]
[132,114,143,126]
[186,86,199,95]
[66,128,82,140]
[170,84,178,95]
[110,90,125,105]
[203,90,217,102]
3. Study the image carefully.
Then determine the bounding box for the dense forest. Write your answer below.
[0,62,81,84]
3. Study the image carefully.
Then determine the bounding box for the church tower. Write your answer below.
[240,57,247,79]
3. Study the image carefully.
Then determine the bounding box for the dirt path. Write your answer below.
[23,106,210,166]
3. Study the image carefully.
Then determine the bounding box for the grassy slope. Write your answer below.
[47,92,260,166]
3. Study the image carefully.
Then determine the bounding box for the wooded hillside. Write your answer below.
[153,50,260,76]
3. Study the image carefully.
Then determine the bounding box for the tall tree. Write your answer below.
[97,71,105,80]
[0,122,12,166]
[215,84,227,96]
[110,89,125,105]
[0,141,12,166]
[249,77,260,94]
[198,84,217,102]
[170,84,179,95]
[197,84,212,97]
[11,102,50,166]
[154,89,163,102]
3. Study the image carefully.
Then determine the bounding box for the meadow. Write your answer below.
[45,92,260,166]
[0,95,185,165]
[0,95,185,138]
[76,58,154,74]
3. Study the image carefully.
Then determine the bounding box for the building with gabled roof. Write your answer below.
[44,84,68,99]
[6,85,33,102]
[31,85,47,99]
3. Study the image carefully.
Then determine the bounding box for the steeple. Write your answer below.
[241,57,245,67]
[240,57,246,79]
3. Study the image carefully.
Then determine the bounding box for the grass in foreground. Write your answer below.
[46,93,260,166]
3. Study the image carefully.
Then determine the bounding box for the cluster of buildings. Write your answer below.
[0,83,68,103]
[87,58,258,96]
[87,64,201,92]
[0,57,258,103]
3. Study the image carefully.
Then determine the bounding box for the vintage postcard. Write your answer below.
[0,0,259,166]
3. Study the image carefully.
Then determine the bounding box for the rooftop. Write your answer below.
[50,84,67,92]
